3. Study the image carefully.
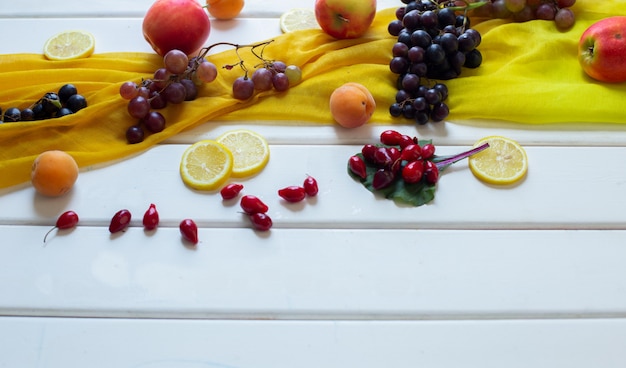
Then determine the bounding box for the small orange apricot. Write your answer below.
[31,150,79,197]
[206,0,244,20]
[329,82,376,128]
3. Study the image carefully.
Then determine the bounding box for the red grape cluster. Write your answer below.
[233,60,302,100]
[120,41,302,144]
[349,129,440,190]
[120,49,219,144]
[387,1,483,125]
[468,0,576,29]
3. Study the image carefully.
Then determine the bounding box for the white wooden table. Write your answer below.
[2,1,626,366]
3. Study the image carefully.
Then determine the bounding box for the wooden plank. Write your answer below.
[2,316,626,367]
[1,144,625,229]
[2,226,626,319]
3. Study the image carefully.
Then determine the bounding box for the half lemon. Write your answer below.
[180,140,233,191]
[468,136,528,185]
[44,30,95,61]
[216,129,270,178]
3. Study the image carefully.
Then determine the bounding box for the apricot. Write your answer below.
[31,150,79,197]
[329,82,376,128]
[206,0,244,20]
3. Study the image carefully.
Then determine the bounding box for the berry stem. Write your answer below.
[433,142,489,170]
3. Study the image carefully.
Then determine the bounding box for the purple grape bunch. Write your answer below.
[387,0,483,125]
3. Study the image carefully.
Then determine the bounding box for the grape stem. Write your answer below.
[196,40,275,77]
[439,0,490,12]
[433,142,489,170]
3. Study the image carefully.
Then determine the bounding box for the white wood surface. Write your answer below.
[2,0,626,366]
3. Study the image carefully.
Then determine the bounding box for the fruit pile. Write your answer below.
[348,129,489,206]
[120,41,301,144]
[387,1,483,125]
[1,84,87,123]
[468,0,576,30]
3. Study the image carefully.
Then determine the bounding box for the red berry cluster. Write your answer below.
[348,129,440,190]
[220,175,319,231]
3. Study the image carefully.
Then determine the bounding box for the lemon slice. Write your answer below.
[216,129,270,178]
[43,30,95,61]
[279,8,321,33]
[180,140,233,191]
[468,136,528,185]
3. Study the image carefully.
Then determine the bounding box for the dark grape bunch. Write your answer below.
[1,83,87,123]
[467,0,576,30]
[120,40,302,144]
[387,0,483,125]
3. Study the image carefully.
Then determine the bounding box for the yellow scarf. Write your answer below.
[0,0,624,190]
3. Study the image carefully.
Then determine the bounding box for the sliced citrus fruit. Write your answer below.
[216,129,270,178]
[468,136,528,185]
[43,30,95,61]
[279,8,321,33]
[180,140,233,191]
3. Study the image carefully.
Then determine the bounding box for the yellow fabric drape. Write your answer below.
[0,0,625,190]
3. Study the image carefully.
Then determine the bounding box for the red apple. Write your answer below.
[143,0,211,56]
[314,0,377,39]
[578,16,626,83]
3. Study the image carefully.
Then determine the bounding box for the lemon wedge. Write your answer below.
[43,30,95,61]
[279,8,320,33]
[180,140,233,191]
[216,129,270,178]
[468,136,528,185]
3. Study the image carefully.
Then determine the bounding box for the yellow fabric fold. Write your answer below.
[1,0,625,190]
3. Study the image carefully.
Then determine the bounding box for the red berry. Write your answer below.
[373,147,392,167]
[109,209,132,234]
[220,183,244,200]
[240,195,269,214]
[348,155,367,179]
[402,161,424,183]
[249,212,272,231]
[386,147,401,164]
[423,160,440,184]
[303,175,319,196]
[372,169,396,190]
[421,143,436,160]
[379,129,402,145]
[43,210,79,243]
[361,144,377,163]
[142,203,159,230]
[179,218,198,244]
[400,144,422,162]
[278,186,306,203]
[398,134,415,149]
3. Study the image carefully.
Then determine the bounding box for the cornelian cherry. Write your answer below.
[402,161,424,183]
[401,144,422,162]
[180,218,198,244]
[43,210,79,243]
[278,186,306,203]
[348,155,367,179]
[303,175,319,196]
[361,144,377,163]
[109,209,132,234]
[240,195,268,214]
[398,134,415,149]
[249,212,272,231]
[421,143,436,160]
[142,203,159,230]
[423,160,440,185]
[380,129,402,145]
[220,183,244,200]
